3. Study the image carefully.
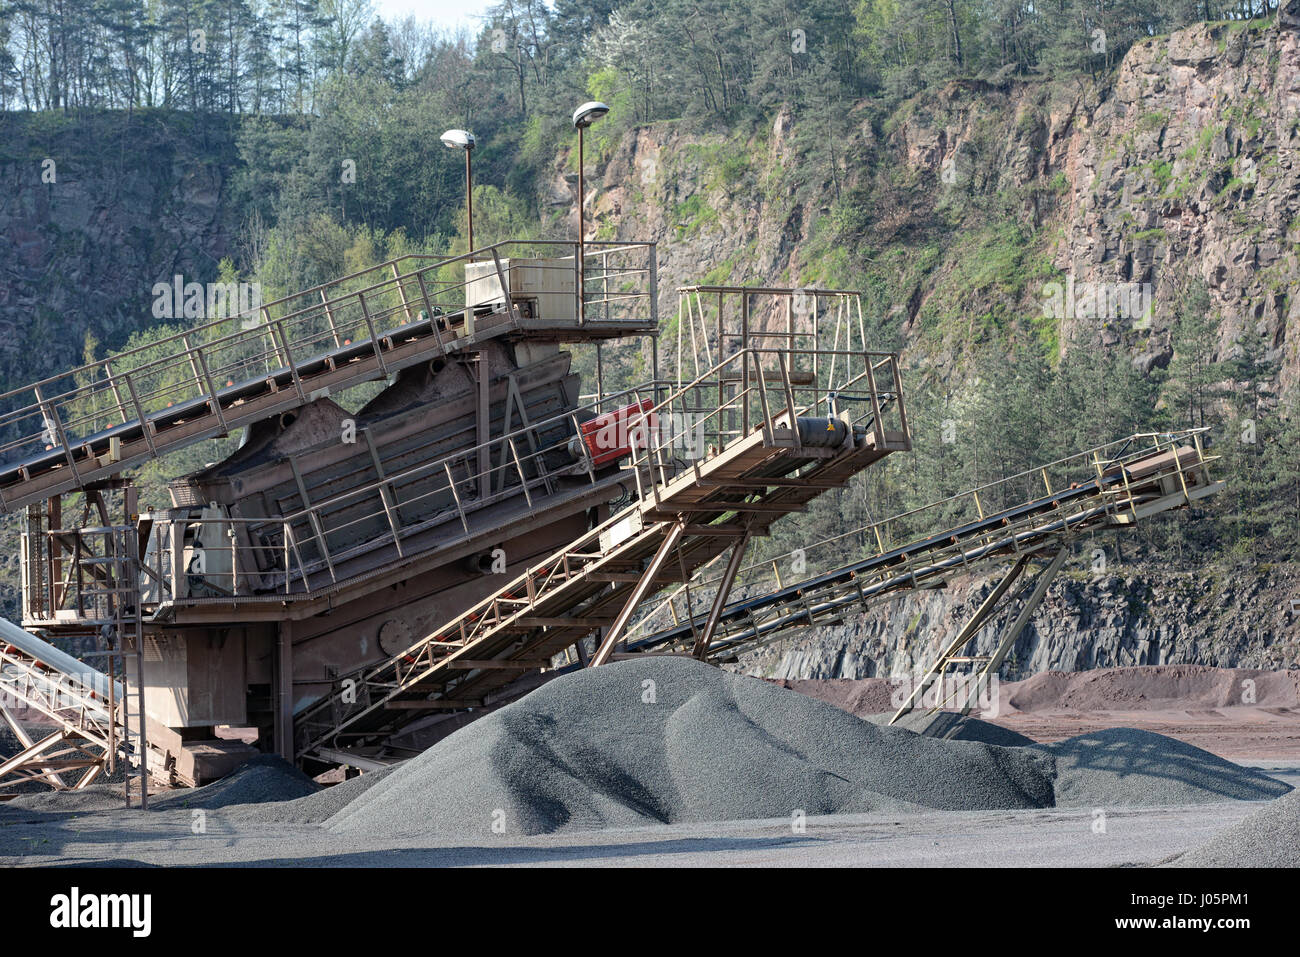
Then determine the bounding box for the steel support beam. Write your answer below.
[275,620,294,762]
[476,352,491,501]
[958,547,1067,715]
[891,554,1031,723]
[692,529,752,660]
[0,728,68,780]
[0,702,70,789]
[590,521,686,667]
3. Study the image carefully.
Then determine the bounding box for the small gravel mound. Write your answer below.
[226,767,396,825]
[1173,790,1300,867]
[1041,728,1292,807]
[327,656,1057,839]
[865,711,1037,747]
[152,755,319,810]
[1,783,127,814]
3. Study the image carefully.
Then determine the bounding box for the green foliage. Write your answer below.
[1147,160,1173,192]
[672,194,720,237]
[3,0,1296,573]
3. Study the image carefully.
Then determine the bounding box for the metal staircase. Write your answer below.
[0,527,152,802]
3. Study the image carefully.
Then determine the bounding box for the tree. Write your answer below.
[353,17,403,88]
[314,0,372,79]
[0,3,18,109]
[1164,279,1223,431]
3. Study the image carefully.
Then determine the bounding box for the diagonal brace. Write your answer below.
[958,547,1067,715]
[891,553,1031,723]
[692,528,753,659]
[590,521,686,667]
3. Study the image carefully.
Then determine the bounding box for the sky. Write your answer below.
[370,0,500,34]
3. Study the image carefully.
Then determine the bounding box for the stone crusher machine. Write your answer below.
[2,241,658,787]
[0,241,910,788]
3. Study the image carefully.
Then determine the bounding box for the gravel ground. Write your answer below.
[326,657,1058,839]
[0,801,1274,868]
[1170,789,1300,867]
[3,657,1294,867]
[1038,727,1292,807]
[2,783,131,814]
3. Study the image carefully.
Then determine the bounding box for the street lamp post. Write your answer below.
[571,101,609,324]
[441,129,476,256]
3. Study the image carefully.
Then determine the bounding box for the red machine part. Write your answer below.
[577,400,657,468]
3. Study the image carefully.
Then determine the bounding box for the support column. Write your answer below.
[959,548,1066,715]
[274,621,294,762]
[692,529,752,659]
[48,494,61,612]
[476,352,491,501]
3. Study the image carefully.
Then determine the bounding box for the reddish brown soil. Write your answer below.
[772,665,1300,761]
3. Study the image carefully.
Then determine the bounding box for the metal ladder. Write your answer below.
[82,528,150,808]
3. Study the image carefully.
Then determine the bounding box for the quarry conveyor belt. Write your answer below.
[0,248,655,514]
[0,311,455,512]
[294,410,912,764]
[0,617,123,790]
[626,433,1222,662]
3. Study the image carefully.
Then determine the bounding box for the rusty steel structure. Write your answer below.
[0,242,919,786]
[293,338,909,764]
[0,243,1229,790]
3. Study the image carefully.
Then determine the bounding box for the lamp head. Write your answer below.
[440,129,475,151]
[572,101,609,129]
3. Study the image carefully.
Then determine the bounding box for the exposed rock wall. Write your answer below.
[735,557,1300,679]
[588,19,1298,393]
[0,114,239,391]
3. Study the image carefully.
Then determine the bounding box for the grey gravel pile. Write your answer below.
[225,767,395,825]
[1173,790,1300,867]
[1,783,127,814]
[0,722,23,756]
[326,656,1058,838]
[1040,728,1292,807]
[865,711,1037,747]
[151,755,319,810]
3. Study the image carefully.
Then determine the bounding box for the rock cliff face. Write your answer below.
[0,114,239,391]
[586,18,1298,394]
[567,18,1300,677]
[1058,20,1300,393]
[733,557,1300,680]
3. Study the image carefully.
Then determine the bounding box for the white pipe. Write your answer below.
[0,616,122,701]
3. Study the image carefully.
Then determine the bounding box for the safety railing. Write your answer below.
[0,241,657,491]
[623,344,907,505]
[673,286,872,390]
[118,379,670,608]
[20,524,139,628]
[292,341,908,757]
